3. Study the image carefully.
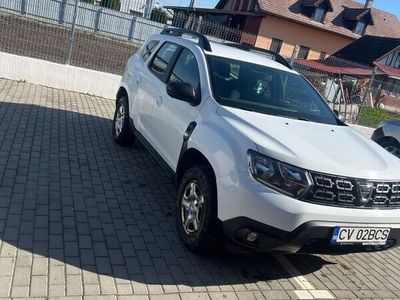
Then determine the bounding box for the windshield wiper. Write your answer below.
[277,115,311,122]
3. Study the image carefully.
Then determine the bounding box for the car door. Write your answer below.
[150,48,202,171]
[136,42,181,145]
[129,40,159,122]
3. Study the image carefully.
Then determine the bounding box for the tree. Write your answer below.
[151,8,168,24]
[100,0,121,10]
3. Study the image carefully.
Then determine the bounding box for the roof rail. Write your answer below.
[161,28,212,52]
[224,43,292,69]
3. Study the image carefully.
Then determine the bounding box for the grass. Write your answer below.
[358,107,400,128]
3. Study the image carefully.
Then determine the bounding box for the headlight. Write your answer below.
[248,150,313,198]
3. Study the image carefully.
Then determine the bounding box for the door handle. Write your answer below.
[156,96,163,106]
[135,77,141,85]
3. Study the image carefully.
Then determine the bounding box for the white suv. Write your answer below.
[113,28,400,253]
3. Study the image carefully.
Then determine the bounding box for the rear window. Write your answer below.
[150,43,179,80]
[140,40,159,61]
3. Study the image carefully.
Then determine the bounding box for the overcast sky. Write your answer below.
[158,0,400,19]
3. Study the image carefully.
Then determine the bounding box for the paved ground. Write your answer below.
[1,78,400,300]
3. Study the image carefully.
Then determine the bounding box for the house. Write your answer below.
[120,0,154,18]
[333,35,400,108]
[167,0,400,59]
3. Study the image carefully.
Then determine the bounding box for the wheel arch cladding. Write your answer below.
[176,148,216,187]
[116,87,128,104]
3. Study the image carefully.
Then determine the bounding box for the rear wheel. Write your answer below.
[176,165,218,252]
[112,96,135,146]
[378,139,400,159]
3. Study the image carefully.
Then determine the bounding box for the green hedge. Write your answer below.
[358,107,400,128]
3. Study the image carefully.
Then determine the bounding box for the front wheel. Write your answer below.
[112,96,135,146]
[176,165,218,252]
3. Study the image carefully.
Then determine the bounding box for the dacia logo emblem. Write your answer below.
[358,182,374,204]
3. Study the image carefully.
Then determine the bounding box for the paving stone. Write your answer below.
[0,276,12,297]
[11,286,29,298]
[12,267,31,286]
[67,275,83,296]
[180,293,211,300]
[150,294,180,300]
[209,292,238,300]
[30,276,47,297]
[0,258,15,276]
[262,290,290,300]
[84,284,101,296]
[1,79,400,300]
[48,285,66,297]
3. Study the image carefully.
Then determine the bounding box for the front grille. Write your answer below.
[304,172,400,209]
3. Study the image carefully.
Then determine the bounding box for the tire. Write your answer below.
[176,165,219,252]
[112,96,135,146]
[378,139,400,159]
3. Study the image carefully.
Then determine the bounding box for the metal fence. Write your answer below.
[0,0,162,40]
[0,1,399,123]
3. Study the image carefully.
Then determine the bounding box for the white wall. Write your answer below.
[0,52,121,99]
[378,46,400,68]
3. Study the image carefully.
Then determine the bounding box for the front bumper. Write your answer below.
[222,217,400,253]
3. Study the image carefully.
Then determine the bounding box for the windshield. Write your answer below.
[207,55,339,125]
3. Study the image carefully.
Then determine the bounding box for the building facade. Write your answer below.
[168,0,400,59]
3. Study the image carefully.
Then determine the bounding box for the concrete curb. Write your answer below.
[0,51,121,99]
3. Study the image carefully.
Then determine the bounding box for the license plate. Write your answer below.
[331,226,390,245]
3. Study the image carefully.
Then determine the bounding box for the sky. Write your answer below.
[157,0,400,20]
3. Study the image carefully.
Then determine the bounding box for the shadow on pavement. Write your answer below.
[0,102,330,286]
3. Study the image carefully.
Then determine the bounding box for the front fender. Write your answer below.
[186,99,255,187]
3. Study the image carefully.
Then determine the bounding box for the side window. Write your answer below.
[140,40,159,61]
[150,43,179,79]
[169,49,201,97]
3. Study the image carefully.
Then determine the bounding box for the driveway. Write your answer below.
[0,78,399,299]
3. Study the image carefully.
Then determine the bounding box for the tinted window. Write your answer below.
[207,55,338,125]
[141,40,159,61]
[169,49,201,97]
[150,43,179,79]
[312,7,326,23]
[354,21,366,35]
[270,38,282,54]
[298,46,310,59]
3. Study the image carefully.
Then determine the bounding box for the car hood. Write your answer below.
[217,106,400,180]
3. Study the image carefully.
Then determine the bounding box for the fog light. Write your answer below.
[246,232,258,242]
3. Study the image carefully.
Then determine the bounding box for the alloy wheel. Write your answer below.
[114,105,125,137]
[181,181,205,235]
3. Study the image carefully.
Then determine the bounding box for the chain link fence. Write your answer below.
[0,0,399,125]
[0,0,164,74]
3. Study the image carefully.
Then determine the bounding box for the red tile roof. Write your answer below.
[254,0,400,39]
[374,62,400,79]
[296,59,375,76]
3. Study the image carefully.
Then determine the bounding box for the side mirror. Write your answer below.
[166,82,200,106]
[334,110,346,122]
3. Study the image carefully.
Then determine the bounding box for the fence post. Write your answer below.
[66,0,79,65]
[289,45,300,68]
[94,7,103,33]
[143,0,153,19]
[356,66,378,124]
[128,16,137,41]
[363,67,377,105]
[21,0,27,15]
[59,0,67,24]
